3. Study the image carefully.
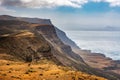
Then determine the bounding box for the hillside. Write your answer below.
[0,15,120,80]
[0,31,106,80]
[0,59,107,80]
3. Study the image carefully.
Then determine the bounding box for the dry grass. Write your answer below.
[0,60,107,80]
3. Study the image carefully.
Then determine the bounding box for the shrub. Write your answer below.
[25,55,32,62]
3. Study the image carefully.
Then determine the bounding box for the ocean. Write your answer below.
[66,31,120,60]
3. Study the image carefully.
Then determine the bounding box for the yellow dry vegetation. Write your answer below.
[15,31,34,37]
[0,59,107,80]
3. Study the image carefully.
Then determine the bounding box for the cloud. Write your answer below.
[0,6,15,12]
[0,0,120,9]
[0,0,88,8]
[92,0,120,7]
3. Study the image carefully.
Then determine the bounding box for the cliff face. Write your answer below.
[54,21,120,75]
[0,15,120,80]
[35,24,85,64]
[55,27,80,51]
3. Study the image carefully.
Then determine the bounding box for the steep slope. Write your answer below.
[0,15,120,80]
[55,23,120,75]
[34,24,86,67]
[55,27,80,51]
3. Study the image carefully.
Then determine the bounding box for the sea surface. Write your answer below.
[66,31,120,60]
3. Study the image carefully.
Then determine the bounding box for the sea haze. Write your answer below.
[65,31,120,60]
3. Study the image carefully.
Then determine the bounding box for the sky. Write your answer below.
[0,0,120,31]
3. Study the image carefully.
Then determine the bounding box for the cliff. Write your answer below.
[55,27,80,51]
[0,15,120,80]
[55,22,120,75]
